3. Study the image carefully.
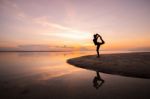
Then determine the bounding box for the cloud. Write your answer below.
[0,0,26,20]
[32,16,91,41]
[0,44,75,51]
[1,0,91,42]
[33,16,71,30]
[1,0,84,33]
[33,16,88,34]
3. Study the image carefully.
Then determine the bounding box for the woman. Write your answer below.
[93,33,105,57]
[93,71,104,89]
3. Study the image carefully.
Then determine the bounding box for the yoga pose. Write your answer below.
[93,33,105,57]
[93,71,104,89]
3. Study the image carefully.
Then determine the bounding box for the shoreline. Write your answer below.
[67,52,150,79]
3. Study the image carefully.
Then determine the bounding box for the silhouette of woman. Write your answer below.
[93,71,104,89]
[93,33,105,57]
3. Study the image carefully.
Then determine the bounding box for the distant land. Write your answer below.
[0,44,91,52]
[0,50,73,52]
[0,45,150,52]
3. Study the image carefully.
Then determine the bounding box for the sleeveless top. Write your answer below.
[93,38,98,45]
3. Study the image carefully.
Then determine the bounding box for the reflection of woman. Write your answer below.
[93,71,104,89]
[93,33,105,57]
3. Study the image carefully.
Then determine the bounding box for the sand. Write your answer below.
[67,52,150,79]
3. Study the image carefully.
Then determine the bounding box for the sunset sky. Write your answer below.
[0,0,150,51]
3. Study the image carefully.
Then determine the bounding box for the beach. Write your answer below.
[67,52,150,79]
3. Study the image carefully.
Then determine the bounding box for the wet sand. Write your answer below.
[67,52,150,79]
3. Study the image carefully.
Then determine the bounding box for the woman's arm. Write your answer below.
[96,34,99,39]
[96,34,105,44]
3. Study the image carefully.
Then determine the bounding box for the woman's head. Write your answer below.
[93,34,97,38]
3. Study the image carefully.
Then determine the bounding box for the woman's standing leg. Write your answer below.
[96,44,100,57]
